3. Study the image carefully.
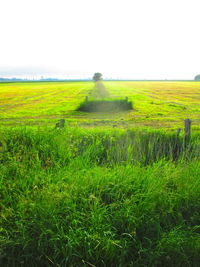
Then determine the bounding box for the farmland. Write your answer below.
[0,81,200,129]
[0,81,200,266]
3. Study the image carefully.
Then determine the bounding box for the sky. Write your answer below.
[1,0,200,80]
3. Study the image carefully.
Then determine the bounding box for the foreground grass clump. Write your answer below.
[77,99,133,112]
[0,127,200,266]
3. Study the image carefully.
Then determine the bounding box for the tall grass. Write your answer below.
[0,127,200,266]
[1,127,199,167]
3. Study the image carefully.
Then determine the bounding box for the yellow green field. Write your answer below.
[0,81,199,130]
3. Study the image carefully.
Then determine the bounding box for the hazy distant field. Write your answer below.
[0,81,200,130]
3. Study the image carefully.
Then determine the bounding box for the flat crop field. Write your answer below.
[0,81,200,130]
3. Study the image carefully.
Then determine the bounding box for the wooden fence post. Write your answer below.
[85,96,88,102]
[177,128,181,136]
[60,119,65,128]
[125,96,128,102]
[184,118,191,143]
[55,119,65,129]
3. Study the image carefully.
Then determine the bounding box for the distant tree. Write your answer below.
[194,75,200,81]
[93,73,102,81]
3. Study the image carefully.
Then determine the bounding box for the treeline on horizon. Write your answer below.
[0,78,199,82]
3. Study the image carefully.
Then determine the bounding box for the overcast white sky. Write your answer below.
[1,0,200,79]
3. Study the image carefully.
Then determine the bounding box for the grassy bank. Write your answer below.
[0,127,200,266]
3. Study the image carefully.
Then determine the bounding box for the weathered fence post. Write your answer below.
[177,128,181,136]
[85,96,89,102]
[60,119,65,128]
[184,119,192,147]
[125,96,128,102]
[55,119,65,129]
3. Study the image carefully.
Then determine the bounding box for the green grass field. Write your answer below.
[0,81,200,266]
[0,81,200,130]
